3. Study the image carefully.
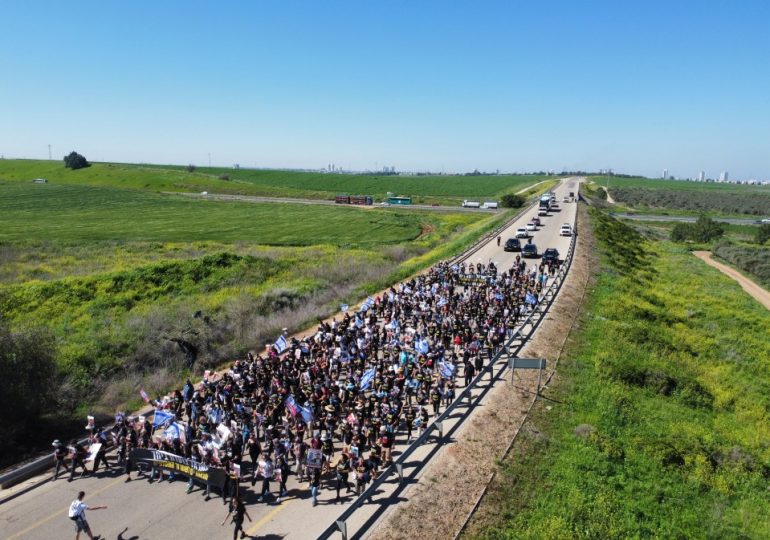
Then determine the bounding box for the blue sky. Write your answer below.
[2,1,769,179]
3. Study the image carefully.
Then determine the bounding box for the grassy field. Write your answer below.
[0,159,549,205]
[0,163,520,462]
[466,209,770,539]
[0,181,434,246]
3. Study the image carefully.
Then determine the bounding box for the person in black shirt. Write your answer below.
[221,495,251,540]
[52,440,69,481]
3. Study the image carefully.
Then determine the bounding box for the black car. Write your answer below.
[542,248,561,264]
[522,243,538,258]
[504,238,521,252]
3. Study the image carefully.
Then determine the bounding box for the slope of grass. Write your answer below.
[469,209,770,539]
[0,159,549,204]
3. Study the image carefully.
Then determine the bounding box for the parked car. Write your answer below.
[560,224,572,236]
[515,227,529,238]
[525,222,537,232]
[542,248,561,264]
[522,243,538,258]
[504,238,521,252]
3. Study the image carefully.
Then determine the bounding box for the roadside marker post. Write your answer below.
[508,358,546,399]
[396,463,404,484]
[434,421,443,442]
[336,520,347,540]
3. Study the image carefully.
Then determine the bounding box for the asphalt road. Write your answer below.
[610,213,763,225]
[0,179,580,540]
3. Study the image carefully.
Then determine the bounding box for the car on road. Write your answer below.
[538,209,549,217]
[531,216,542,226]
[542,248,560,264]
[762,218,770,224]
[550,202,560,211]
[515,227,529,238]
[522,243,538,258]
[560,224,572,236]
[504,238,521,252]
[525,222,537,232]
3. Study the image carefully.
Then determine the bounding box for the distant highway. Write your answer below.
[610,213,762,226]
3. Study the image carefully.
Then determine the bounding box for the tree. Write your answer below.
[0,319,59,460]
[756,224,770,245]
[670,215,724,243]
[63,151,89,170]
[186,164,196,172]
[500,194,525,208]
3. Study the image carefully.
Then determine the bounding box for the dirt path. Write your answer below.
[366,204,594,540]
[693,251,770,310]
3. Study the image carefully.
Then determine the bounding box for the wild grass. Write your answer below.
[467,209,770,539]
[713,242,770,289]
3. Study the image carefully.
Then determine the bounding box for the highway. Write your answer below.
[0,179,580,540]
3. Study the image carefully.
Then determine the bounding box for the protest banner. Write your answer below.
[129,448,227,490]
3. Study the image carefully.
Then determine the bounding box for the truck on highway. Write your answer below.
[462,200,481,208]
[481,201,498,209]
[539,195,551,210]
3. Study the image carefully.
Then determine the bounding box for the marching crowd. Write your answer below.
[55,253,560,539]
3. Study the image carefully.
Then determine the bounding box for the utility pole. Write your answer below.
[208,153,211,168]
[48,144,52,160]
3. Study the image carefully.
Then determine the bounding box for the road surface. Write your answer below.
[0,179,580,540]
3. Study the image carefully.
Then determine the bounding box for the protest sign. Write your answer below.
[129,448,226,490]
[84,443,101,463]
[306,449,323,469]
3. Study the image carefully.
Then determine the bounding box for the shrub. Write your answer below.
[670,215,724,243]
[186,164,196,172]
[756,224,770,245]
[500,193,525,208]
[218,173,230,181]
[63,151,89,170]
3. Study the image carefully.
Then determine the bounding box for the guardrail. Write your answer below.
[317,206,578,540]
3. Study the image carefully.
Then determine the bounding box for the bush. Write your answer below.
[670,215,724,243]
[63,151,89,170]
[186,164,196,172]
[218,174,230,181]
[756,224,770,245]
[611,187,770,216]
[500,193,525,208]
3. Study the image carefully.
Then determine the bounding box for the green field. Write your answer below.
[0,181,430,246]
[0,161,521,463]
[0,159,549,205]
[467,209,770,539]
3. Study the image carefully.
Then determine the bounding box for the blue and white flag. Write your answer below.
[437,295,448,307]
[359,367,376,390]
[415,338,430,355]
[525,292,537,306]
[298,403,314,424]
[153,409,175,428]
[438,361,456,379]
[359,296,375,312]
[274,335,288,354]
[340,304,349,312]
[355,316,364,328]
[165,422,185,441]
[285,395,298,416]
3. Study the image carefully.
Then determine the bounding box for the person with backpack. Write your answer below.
[52,440,70,481]
[221,494,251,540]
[68,490,107,540]
[68,440,89,481]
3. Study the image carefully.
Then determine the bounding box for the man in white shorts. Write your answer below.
[68,490,107,540]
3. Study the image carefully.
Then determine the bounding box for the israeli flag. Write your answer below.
[437,295,448,307]
[298,403,314,424]
[165,422,184,440]
[359,367,376,390]
[274,335,288,354]
[439,361,456,379]
[355,316,364,328]
[153,409,175,428]
[526,292,537,306]
[416,338,430,355]
[285,395,298,417]
[340,304,349,312]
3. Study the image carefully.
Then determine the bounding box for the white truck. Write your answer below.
[462,200,481,208]
[481,201,498,209]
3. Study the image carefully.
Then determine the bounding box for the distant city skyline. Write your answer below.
[2,1,769,180]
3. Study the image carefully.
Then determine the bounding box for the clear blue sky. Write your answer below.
[2,1,769,179]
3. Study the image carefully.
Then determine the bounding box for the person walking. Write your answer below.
[68,490,107,540]
[69,440,89,481]
[52,440,70,481]
[221,495,252,540]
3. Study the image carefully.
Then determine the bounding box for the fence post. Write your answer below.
[336,520,348,540]
[434,421,444,442]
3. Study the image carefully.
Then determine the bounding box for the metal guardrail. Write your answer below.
[317,207,578,540]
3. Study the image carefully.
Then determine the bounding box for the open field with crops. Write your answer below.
[1,163,525,463]
[465,209,770,539]
[0,159,549,205]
